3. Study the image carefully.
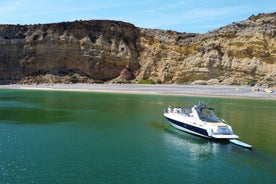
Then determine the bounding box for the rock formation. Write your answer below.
[0,20,140,84]
[0,12,275,87]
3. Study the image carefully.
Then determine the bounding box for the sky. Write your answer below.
[0,0,275,33]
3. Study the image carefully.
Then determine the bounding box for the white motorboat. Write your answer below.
[163,102,239,140]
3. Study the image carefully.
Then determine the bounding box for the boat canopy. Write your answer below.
[195,106,221,122]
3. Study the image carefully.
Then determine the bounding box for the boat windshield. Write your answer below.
[197,108,221,122]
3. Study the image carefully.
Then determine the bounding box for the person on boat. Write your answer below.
[167,106,172,113]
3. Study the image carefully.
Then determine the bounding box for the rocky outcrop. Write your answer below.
[0,13,275,87]
[137,13,276,87]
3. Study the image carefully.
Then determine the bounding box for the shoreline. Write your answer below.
[0,84,275,99]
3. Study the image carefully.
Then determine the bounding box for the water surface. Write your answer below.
[0,89,275,183]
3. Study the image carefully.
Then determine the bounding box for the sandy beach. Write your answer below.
[0,84,275,99]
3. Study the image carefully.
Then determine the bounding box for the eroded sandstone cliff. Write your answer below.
[0,20,140,84]
[0,13,275,87]
[137,13,276,87]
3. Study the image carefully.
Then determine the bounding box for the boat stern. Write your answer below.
[209,124,239,139]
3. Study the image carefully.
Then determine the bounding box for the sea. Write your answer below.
[0,89,275,184]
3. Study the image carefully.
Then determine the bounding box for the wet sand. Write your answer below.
[0,84,275,99]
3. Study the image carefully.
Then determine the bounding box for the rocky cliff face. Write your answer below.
[137,13,276,87]
[0,13,275,87]
[0,20,140,84]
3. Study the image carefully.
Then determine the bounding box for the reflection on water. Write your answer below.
[163,126,221,159]
[0,100,39,108]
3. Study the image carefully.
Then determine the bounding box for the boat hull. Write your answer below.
[165,117,211,139]
[164,116,238,139]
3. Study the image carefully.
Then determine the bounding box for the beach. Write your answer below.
[0,84,275,99]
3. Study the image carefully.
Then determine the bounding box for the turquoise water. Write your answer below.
[0,89,275,184]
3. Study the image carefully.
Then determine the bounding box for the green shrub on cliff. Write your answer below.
[138,79,156,84]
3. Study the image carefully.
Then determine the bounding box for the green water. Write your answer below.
[0,89,275,184]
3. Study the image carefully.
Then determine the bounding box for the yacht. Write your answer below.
[163,102,239,140]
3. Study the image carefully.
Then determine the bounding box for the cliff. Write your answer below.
[0,12,275,87]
